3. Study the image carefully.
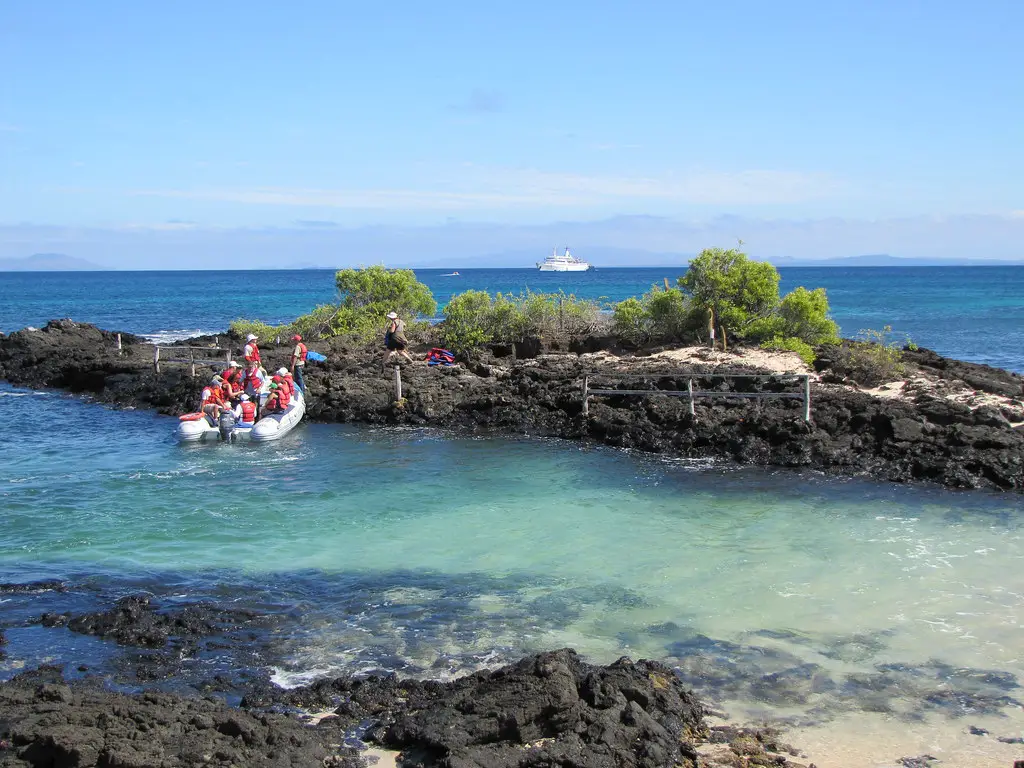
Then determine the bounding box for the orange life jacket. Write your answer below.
[238,401,256,422]
[294,342,307,362]
[244,342,261,364]
[201,386,224,406]
[222,368,242,385]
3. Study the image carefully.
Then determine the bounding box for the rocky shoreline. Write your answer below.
[1,319,1022,492]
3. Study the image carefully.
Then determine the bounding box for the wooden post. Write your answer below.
[687,378,695,416]
[720,325,727,353]
[189,348,196,378]
[803,375,811,422]
[582,376,589,416]
[393,364,402,401]
[225,349,231,365]
[153,346,160,373]
[116,333,122,354]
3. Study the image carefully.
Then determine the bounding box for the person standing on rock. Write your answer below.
[382,311,414,369]
[289,334,307,393]
[243,334,261,366]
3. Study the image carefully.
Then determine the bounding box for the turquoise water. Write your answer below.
[2,385,1023,735]
[1,266,1022,372]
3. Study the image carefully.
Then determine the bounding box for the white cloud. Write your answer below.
[130,167,842,211]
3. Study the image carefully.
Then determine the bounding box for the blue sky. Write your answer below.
[2,0,1022,267]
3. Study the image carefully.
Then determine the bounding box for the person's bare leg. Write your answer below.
[400,350,414,363]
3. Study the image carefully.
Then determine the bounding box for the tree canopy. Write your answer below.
[678,247,780,334]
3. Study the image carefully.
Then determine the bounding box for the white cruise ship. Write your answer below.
[536,247,592,272]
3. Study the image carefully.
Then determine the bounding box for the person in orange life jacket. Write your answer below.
[265,381,291,412]
[243,333,261,366]
[200,376,226,421]
[221,360,242,388]
[282,368,297,398]
[265,368,292,412]
[221,366,244,402]
[242,360,267,418]
[233,394,257,425]
[289,334,307,393]
[273,368,293,397]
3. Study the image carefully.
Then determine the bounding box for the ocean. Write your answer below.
[2,266,1023,766]
[1,265,1022,372]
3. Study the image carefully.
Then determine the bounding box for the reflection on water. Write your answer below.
[2,385,1024,764]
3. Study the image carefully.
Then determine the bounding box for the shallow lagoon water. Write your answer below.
[2,385,1023,765]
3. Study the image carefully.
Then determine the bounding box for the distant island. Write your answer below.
[0,253,104,271]
[772,254,1024,267]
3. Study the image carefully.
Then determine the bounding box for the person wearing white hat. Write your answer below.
[200,375,226,421]
[243,333,261,366]
[383,311,413,369]
[220,360,244,402]
[233,393,257,425]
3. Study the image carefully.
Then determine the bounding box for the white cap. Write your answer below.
[277,367,288,375]
[211,375,222,384]
[229,360,240,367]
[246,333,257,341]
[240,394,249,401]
[386,311,398,319]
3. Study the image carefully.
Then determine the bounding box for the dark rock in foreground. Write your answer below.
[0,650,719,767]
[2,319,1023,492]
[0,666,354,767]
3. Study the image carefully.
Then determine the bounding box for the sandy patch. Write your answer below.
[781,709,1024,768]
[861,376,1024,426]
[361,747,401,766]
[580,345,813,376]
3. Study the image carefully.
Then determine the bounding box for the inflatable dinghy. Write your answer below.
[175,389,304,443]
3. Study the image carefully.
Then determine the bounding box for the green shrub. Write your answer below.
[228,318,286,341]
[442,290,495,353]
[778,287,839,344]
[743,315,786,343]
[645,287,692,341]
[825,326,906,386]
[440,289,603,351]
[612,297,652,347]
[289,303,345,340]
[760,336,816,366]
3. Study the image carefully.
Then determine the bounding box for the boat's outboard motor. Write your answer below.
[218,410,236,442]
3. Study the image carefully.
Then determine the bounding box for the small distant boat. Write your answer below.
[537,247,591,272]
[442,271,460,276]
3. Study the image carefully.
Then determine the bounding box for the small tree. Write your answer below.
[335,265,437,320]
[678,247,780,339]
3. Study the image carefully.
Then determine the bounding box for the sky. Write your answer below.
[2,0,1022,268]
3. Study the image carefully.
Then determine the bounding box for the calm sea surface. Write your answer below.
[2,266,1023,765]
[1,266,1021,372]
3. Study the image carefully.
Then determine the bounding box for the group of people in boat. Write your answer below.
[198,332,307,424]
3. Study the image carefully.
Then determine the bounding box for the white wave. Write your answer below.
[269,665,337,689]
[143,329,223,345]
